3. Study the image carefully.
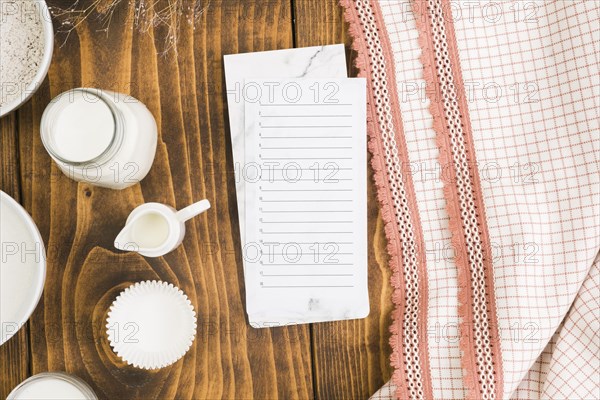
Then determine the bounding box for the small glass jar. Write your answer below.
[41,88,158,189]
[7,372,98,400]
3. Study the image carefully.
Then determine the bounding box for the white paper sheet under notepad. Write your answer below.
[243,78,369,327]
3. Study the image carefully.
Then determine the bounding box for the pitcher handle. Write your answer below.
[176,199,211,222]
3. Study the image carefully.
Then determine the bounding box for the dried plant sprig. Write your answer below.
[48,0,210,53]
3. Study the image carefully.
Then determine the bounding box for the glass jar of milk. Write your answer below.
[7,372,98,400]
[40,88,158,189]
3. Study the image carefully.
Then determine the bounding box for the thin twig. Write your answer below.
[49,0,210,53]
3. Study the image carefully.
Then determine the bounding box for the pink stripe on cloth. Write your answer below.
[339,0,433,399]
[411,0,504,398]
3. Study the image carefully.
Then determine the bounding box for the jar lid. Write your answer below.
[41,88,125,166]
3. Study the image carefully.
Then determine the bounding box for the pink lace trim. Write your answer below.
[411,0,504,399]
[340,1,433,399]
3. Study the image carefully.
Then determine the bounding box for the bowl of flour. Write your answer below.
[0,0,53,117]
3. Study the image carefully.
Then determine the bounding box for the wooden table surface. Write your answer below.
[0,1,393,399]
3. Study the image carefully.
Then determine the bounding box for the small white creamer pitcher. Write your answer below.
[114,200,210,257]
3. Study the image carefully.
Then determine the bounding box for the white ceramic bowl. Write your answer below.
[7,372,98,400]
[0,191,46,345]
[0,0,54,117]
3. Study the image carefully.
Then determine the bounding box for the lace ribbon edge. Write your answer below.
[411,0,504,399]
[339,1,433,399]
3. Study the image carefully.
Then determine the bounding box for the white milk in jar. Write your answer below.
[7,372,98,400]
[40,88,157,189]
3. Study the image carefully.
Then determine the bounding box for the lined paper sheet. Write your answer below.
[224,46,347,243]
[243,78,369,327]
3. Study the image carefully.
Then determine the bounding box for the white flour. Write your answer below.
[0,0,45,107]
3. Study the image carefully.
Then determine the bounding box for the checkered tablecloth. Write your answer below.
[341,1,600,399]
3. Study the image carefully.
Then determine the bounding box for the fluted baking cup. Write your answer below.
[106,280,197,369]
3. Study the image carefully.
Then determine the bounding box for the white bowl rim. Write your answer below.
[0,0,54,117]
[7,372,98,400]
[0,190,47,346]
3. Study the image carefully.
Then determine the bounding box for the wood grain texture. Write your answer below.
[1,1,394,398]
[0,111,31,399]
[293,1,394,399]
[16,1,312,399]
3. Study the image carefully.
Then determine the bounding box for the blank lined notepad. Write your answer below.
[243,78,369,327]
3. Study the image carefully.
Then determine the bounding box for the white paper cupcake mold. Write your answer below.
[106,280,197,370]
